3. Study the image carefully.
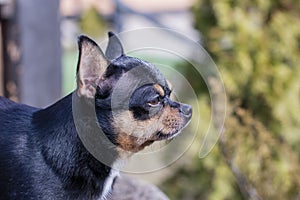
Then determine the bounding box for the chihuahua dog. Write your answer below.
[0,32,192,200]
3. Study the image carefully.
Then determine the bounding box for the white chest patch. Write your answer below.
[99,168,119,200]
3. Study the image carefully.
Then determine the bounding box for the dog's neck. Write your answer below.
[32,93,119,199]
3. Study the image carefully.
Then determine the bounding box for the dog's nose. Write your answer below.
[180,104,192,118]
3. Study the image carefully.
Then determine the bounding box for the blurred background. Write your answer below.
[1,0,300,199]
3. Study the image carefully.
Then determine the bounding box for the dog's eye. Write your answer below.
[148,97,160,106]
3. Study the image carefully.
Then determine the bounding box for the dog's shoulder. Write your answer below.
[0,96,18,110]
[0,96,39,113]
[0,97,38,141]
[0,96,38,155]
[0,97,48,199]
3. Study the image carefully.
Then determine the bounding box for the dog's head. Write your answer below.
[76,32,192,153]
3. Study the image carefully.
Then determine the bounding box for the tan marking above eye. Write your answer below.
[153,84,165,97]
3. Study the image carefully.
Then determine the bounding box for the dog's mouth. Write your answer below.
[155,122,191,140]
[137,130,182,148]
[154,115,192,141]
[155,130,182,141]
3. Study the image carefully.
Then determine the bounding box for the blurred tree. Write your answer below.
[79,7,107,38]
[161,0,300,199]
[222,106,300,199]
[193,0,300,138]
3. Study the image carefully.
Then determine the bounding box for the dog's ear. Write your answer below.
[105,32,124,61]
[76,35,109,98]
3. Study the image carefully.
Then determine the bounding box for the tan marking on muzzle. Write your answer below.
[112,104,186,153]
[159,105,184,135]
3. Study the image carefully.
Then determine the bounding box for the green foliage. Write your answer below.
[79,7,107,38]
[161,0,300,199]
